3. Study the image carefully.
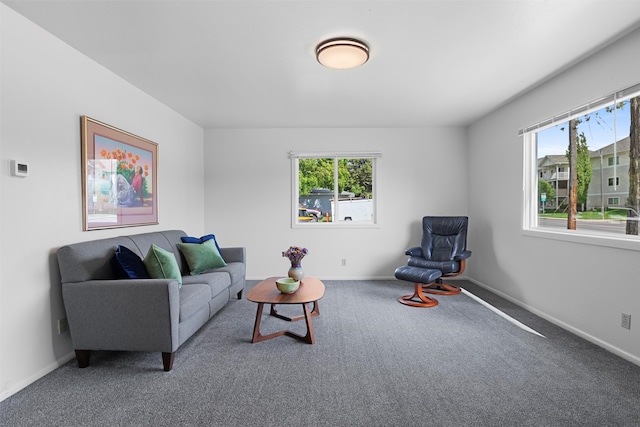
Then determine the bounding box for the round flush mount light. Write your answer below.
[316,38,369,70]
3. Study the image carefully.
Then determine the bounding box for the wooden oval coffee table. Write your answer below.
[246,276,325,344]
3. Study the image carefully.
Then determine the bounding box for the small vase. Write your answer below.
[288,262,304,281]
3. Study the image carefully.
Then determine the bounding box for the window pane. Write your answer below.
[534,96,640,238]
[335,158,374,223]
[298,158,333,223]
[295,156,375,225]
[615,97,639,234]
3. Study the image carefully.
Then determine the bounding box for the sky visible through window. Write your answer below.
[537,102,631,158]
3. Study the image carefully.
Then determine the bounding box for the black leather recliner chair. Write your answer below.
[404,216,471,295]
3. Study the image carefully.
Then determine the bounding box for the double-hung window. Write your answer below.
[290,151,380,228]
[522,82,640,247]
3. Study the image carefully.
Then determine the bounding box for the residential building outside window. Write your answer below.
[290,152,379,228]
[522,82,640,247]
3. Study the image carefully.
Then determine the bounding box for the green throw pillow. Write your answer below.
[177,239,227,275]
[143,244,182,287]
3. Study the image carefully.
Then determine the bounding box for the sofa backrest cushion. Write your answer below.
[57,236,137,283]
[57,230,188,284]
[128,230,188,274]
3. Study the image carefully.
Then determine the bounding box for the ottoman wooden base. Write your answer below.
[394,266,443,308]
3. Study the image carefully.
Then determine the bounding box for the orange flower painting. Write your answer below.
[82,116,158,231]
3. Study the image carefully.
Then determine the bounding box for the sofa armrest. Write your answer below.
[62,279,180,353]
[220,247,246,264]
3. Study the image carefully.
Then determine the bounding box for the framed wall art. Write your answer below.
[81,116,158,230]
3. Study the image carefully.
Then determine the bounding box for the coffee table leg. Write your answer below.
[310,300,320,316]
[301,302,315,344]
[252,302,316,344]
[251,302,266,343]
[252,302,300,344]
[271,301,320,322]
[251,302,274,343]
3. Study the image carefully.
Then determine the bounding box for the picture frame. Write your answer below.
[81,116,158,230]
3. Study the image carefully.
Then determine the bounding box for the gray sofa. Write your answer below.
[56,229,245,371]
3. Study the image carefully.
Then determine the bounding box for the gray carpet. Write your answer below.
[2,280,639,426]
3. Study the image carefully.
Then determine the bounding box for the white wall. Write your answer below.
[204,127,468,280]
[467,27,640,364]
[0,5,206,400]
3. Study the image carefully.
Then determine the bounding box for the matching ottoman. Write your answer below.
[394,266,443,307]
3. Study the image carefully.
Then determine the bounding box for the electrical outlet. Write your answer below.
[621,313,631,330]
[341,258,347,267]
[57,317,69,335]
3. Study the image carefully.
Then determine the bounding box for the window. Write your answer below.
[522,81,640,246]
[290,152,379,227]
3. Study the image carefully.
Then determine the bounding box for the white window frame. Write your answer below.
[521,82,640,251]
[290,151,380,229]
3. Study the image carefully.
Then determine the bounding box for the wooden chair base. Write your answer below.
[422,281,461,296]
[399,283,439,307]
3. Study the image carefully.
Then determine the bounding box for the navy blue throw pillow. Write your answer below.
[181,234,222,253]
[111,245,150,279]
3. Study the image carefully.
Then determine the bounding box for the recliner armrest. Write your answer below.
[405,247,422,257]
[454,250,472,261]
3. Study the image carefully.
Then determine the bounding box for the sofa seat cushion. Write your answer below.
[179,284,211,322]
[182,271,231,298]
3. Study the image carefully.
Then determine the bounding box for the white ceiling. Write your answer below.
[3,0,640,128]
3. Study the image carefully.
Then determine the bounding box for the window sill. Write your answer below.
[292,222,380,230]
[522,227,640,252]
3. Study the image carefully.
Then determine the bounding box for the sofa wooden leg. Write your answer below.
[75,350,90,368]
[162,352,174,371]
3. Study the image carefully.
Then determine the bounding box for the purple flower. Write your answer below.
[282,246,309,264]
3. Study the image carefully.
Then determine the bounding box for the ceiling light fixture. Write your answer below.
[316,38,369,70]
